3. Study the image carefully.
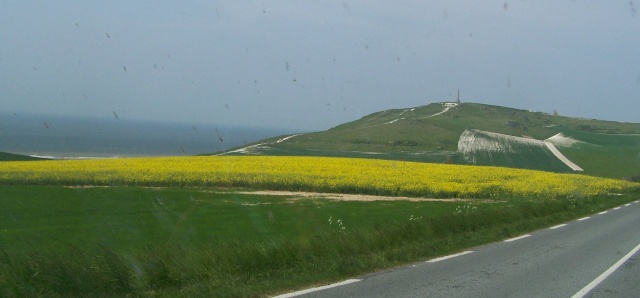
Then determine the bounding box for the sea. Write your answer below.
[0,113,292,159]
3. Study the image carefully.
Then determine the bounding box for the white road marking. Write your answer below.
[624,203,631,207]
[578,217,590,221]
[613,207,621,210]
[571,242,640,298]
[504,234,531,242]
[427,250,474,263]
[598,211,608,215]
[549,224,567,230]
[273,279,361,298]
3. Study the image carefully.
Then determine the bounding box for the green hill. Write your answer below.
[546,127,640,179]
[0,152,47,161]
[211,102,640,179]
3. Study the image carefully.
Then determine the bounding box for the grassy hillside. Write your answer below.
[212,102,640,179]
[549,127,640,179]
[0,151,46,161]
[457,129,573,173]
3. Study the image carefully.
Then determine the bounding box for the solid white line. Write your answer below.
[504,234,531,242]
[571,242,640,298]
[427,250,474,263]
[550,224,567,230]
[273,279,361,298]
[578,217,590,221]
[598,211,608,215]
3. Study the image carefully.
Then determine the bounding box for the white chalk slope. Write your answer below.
[458,129,583,171]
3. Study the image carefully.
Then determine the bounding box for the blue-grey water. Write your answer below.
[0,113,292,159]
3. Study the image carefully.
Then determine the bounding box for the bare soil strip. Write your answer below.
[63,186,484,202]
[233,190,470,202]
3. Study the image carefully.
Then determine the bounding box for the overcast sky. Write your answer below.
[1,1,639,131]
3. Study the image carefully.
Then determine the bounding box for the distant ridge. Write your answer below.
[213,102,640,179]
[0,152,46,161]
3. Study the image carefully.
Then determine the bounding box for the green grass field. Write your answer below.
[0,185,464,254]
[2,184,639,297]
[0,185,484,297]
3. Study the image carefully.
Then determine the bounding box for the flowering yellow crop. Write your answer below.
[0,156,636,199]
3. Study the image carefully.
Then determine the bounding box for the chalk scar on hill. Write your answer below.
[217,133,304,156]
[419,102,459,119]
[458,129,584,171]
[543,141,583,171]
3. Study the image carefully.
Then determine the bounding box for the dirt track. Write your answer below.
[234,190,469,202]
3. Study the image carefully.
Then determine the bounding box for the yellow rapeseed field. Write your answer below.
[0,156,635,198]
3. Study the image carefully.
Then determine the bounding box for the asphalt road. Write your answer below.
[277,199,640,298]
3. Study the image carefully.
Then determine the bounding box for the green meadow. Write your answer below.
[0,186,461,254]
[1,184,638,297]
